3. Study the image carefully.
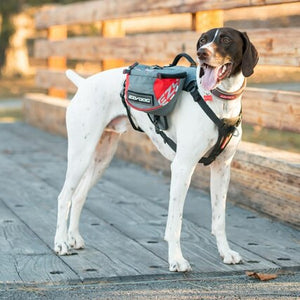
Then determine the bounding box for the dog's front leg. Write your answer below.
[210,159,242,264]
[164,157,195,272]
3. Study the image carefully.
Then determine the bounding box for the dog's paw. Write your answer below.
[68,231,85,250]
[169,258,192,272]
[54,240,71,255]
[222,250,242,264]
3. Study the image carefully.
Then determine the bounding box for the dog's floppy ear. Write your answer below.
[241,32,259,77]
[196,38,201,51]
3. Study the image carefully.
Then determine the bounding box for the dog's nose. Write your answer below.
[197,48,212,60]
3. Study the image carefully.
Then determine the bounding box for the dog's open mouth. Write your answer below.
[199,62,233,91]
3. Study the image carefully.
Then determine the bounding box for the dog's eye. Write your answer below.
[199,37,207,45]
[221,37,231,44]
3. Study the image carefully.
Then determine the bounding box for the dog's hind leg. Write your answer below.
[210,158,242,264]
[67,130,122,250]
[54,92,108,255]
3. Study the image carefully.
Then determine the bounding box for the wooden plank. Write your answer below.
[235,141,300,175]
[243,87,300,133]
[0,200,23,283]
[35,0,300,29]
[247,28,300,67]
[123,13,192,34]
[0,254,21,283]
[101,19,125,70]
[224,2,300,30]
[34,28,300,67]
[0,153,167,280]
[48,25,67,41]
[0,122,67,158]
[192,10,224,32]
[0,200,49,256]
[48,25,67,98]
[0,199,78,284]
[35,69,84,93]
[24,94,69,137]
[48,56,66,70]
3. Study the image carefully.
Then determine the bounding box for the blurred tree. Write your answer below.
[0,1,21,76]
[0,0,82,76]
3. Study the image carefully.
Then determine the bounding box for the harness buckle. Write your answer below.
[233,127,240,137]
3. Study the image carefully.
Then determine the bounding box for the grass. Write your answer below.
[0,109,23,123]
[0,76,298,153]
[242,124,299,153]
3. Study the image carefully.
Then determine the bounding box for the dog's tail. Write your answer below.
[65,69,85,87]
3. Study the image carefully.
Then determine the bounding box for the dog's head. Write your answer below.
[196,27,259,91]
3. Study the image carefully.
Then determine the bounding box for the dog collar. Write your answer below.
[211,79,246,100]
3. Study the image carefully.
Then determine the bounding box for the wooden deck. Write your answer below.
[0,122,299,285]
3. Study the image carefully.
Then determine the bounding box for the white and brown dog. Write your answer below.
[54,27,258,272]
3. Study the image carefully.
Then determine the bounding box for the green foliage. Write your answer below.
[0,1,21,15]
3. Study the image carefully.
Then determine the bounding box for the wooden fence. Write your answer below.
[33,0,300,132]
[25,0,300,226]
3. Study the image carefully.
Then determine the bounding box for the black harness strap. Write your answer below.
[150,85,242,166]
[189,86,224,129]
[120,80,144,132]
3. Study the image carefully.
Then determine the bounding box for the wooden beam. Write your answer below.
[48,25,67,41]
[47,25,67,98]
[47,56,66,70]
[35,28,300,67]
[101,20,125,70]
[249,65,300,84]
[123,13,192,34]
[243,88,300,132]
[192,10,224,32]
[35,0,300,29]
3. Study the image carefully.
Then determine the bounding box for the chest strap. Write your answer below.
[189,86,242,165]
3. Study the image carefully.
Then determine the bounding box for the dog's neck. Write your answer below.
[218,72,245,94]
[196,67,244,118]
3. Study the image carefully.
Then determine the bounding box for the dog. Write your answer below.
[54,27,258,272]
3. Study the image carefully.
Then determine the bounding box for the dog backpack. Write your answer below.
[123,53,197,116]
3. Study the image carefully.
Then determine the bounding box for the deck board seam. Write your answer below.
[84,204,168,268]
[0,194,82,283]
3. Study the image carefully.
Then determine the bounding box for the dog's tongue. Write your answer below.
[201,66,218,91]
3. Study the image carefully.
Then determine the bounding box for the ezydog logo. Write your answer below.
[127,91,153,105]
[157,79,180,106]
